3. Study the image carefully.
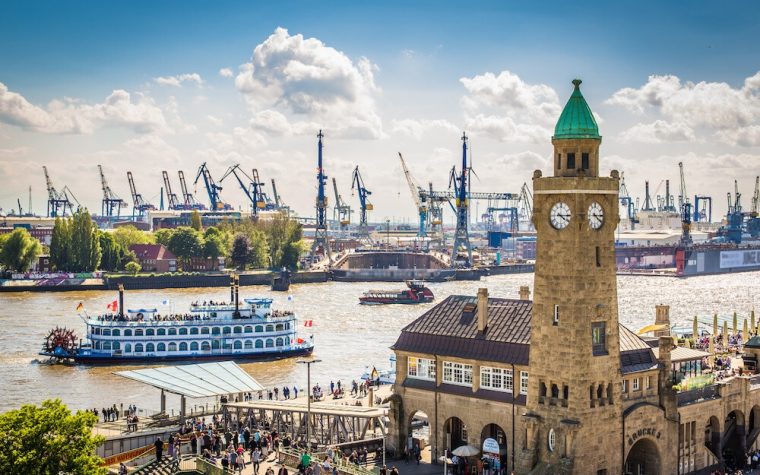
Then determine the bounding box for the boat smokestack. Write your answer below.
[118,284,124,318]
[234,274,240,317]
[519,285,531,300]
[230,273,235,302]
[655,304,670,337]
[477,288,488,333]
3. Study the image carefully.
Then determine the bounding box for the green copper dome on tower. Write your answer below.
[553,79,600,140]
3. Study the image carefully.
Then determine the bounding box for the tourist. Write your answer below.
[155,436,163,462]
[252,446,262,474]
[266,467,275,475]
[278,466,289,475]
[274,387,279,400]
[119,463,128,475]
[390,466,399,475]
[168,433,175,459]
[380,465,387,475]
[191,433,198,455]
[294,386,299,398]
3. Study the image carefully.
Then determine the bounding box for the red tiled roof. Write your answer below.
[128,244,177,261]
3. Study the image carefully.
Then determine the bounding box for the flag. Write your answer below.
[371,367,379,380]
[76,302,84,312]
[107,300,118,311]
[297,337,305,344]
[304,320,313,327]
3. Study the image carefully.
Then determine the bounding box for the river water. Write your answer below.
[1,272,759,414]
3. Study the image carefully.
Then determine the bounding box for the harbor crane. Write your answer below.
[270,179,291,216]
[162,171,181,210]
[332,177,351,229]
[618,172,638,225]
[220,164,266,216]
[351,166,373,242]
[748,176,760,237]
[179,170,206,210]
[641,181,656,212]
[127,171,156,217]
[98,165,127,218]
[677,162,692,245]
[449,132,473,268]
[194,163,231,211]
[518,182,533,223]
[398,152,428,237]
[309,130,332,265]
[43,166,74,218]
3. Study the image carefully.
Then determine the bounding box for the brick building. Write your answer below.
[128,244,177,272]
[388,80,760,474]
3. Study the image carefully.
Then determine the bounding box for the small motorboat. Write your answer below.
[359,280,434,305]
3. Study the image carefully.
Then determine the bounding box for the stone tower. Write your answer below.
[518,79,622,474]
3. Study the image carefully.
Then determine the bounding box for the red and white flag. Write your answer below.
[107,300,118,311]
[304,320,313,327]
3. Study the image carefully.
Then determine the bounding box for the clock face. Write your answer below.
[588,202,604,229]
[550,202,571,229]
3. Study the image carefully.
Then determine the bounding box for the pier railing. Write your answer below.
[677,384,720,406]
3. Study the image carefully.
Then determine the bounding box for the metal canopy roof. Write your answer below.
[115,361,264,398]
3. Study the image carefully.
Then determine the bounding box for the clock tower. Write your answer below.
[518,79,622,474]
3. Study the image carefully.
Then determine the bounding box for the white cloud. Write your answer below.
[0,82,168,134]
[495,150,549,171]
[717,125,760,147]
[234,27,383,139]
[458,71,560,142]
[0,146,29,158]
[390,118,459,139]
[218,68,234,78]
[153,73,204,87]
[618,120,696,143]
[206,115,223,126]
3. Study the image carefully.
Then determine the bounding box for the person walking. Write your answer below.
[252,446,262,474]
[278,466,289,475]
[154,436,164,462]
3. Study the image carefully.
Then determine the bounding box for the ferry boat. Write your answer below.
[39,282,314,364]
[359,280,434,305]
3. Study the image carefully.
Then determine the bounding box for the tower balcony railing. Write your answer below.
[676,384,720,407]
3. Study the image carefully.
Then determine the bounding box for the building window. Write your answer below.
[567,153,576,169]
[408,357,436,380]
[582,153,589,170]
[481,367,513,392]
[646,376,652,389]
[633,378,640,391]
[520,371,529,395]
[592,322,607,355]
[443,361,473,386]
[557,154,561,169]
[548,428,556,452]
[553,305,559,326]
[622,379,628,393]
[596,246,601,267]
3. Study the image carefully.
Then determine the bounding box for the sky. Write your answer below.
[1,0,760,223]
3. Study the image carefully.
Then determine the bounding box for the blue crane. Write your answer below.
[194,163,230,211]
[351,165,373,240]
[449,132,473,268]
[220,165,267,216]
[618,172,638,225]
[309,130,332,264]
[398,152,427,237]
[127,171,156,217]
[98,165,127,218]
[43,166,73,217]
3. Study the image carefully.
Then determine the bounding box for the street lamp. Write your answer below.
[297,358,322,453]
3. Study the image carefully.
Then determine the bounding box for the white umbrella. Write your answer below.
[452,445,480,457]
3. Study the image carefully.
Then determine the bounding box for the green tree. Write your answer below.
[0,399,106,475]
[249,229,270,268]
[231,233,250,269]
[112,225,154,250]
[154,228,175,247]
[125,261,141,275]
[69,209,101,272]
[168,227,203,269]
[0,228,42,272]
[190,210,202,231]
[50,217,71,271]
[98,231,126,272]
[203,235,226,270]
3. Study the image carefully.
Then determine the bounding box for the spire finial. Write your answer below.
[572,79,582,89]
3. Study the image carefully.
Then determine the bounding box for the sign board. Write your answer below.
[720,250,760,269]
[482,438,499,455]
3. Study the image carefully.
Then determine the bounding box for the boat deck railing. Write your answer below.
[89,313,296,326]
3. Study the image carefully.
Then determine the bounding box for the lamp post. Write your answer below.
[297,358,322,453]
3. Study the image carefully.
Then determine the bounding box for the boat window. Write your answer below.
[135,329,144,336]
[157,328,166,336]
[190,327,199,335]
[255,326,264,333]
[92,327,100,335]
[212,327,221,335]
[276,338,283,347]
[285,337,290,345]
[179,328,188,335]
[265,325,274,332]
[146,343,155,352]
[168,342,177,352]
[201,327,209,335]
[157,343,166,352]
[244,326,253,333]
[146,329,154,336]
[179,342,188,351]
[112,342,120,350]
[112,329,120,337]
[168,328,177,336]
[201,342,210,351]
[190,342,198,351]
[234,340,242,350]
[124,343,131,353]
[103,341,112,350]
[212,340,221,350]
[275,324,284,331]
[124,329,132,337]
[266,339,274,348]
[94,341,100,350]
[103,329,111,336]
[244,340,253,349]
[255,340,263,349]
[284,323,290,330]
[135,343,144,352]
[223,327,231,335]
[234,326,242,334]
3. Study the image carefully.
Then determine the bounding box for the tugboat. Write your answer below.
[359,280,434,305]
[271,267,291,292]
[39,275,314,364]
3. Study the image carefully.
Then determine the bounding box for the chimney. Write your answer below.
[657,335,677,419]
[519,285,531,300]
[477,288,489,333]
[655,304,670,337]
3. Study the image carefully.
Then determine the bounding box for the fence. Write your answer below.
[676,384,720,406]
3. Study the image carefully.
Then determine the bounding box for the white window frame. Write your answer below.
[520,371,529,395]
[480,366,513,393]
[442,361,473,387]
[646,375,652,389]
[633,378,640,391]
[622,379,628,393]
[407,357,436,381]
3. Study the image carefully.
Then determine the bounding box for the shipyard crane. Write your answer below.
[752,176,760,217]
[309,130,332,264]
[351,165,373,242]
[270,179,291,216]
[661,180,677,213]
[449,132,473,267]
[678,162,689,209]
[618,173,638,225]
[676,162,693,245]
[427,182,445,241]
[96,165,126,218]
[179,170,206,210]
[518,182,533,223]
[332,177,351,229]
[693,195,713,223]
[194,163,232,211]
[127,171,156,217]
[641,180,656,212]
[398,152,427,237]
[220,164,266,216]
[162,171,181,210]
[43,166,73,217]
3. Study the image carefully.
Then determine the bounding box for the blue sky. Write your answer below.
[1,1,760,221]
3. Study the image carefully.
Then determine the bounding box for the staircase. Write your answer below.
[131,457,179,475]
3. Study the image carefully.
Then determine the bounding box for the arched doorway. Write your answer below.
[625,438,660,475]
[481,423,508,474]
[723,410,747,471]
[407,410,430,463]
[749,405,760,434]
[705,416,721,458]
[444,416,467,452]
